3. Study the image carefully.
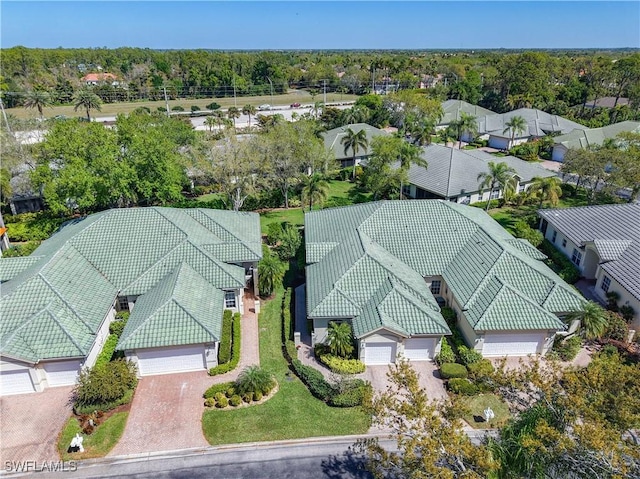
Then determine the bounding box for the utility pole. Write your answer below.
[163,86,170,117]
[266,77,274,105]
[322,79,327,105]
[233,76,237,108]
[372,67,375,94]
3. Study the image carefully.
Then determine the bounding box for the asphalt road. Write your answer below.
[11,438,387,479]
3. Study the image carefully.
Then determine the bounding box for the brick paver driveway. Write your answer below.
[110,298,260,456]
[0,386,73,464]
[363,361,448,401]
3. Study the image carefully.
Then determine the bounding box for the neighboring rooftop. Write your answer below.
[440,100,497,125]
[306,201,583,337]
[476,108,587,138]
[578,97,630,109]
[539,203,640,301]
[405,144,556,199]
[0,208,261,363]
[322,123,390,161]
[553,121,640,151]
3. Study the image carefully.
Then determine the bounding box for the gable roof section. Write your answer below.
[553,121,640,151]
[406,144,555,199]
[322,123,390,161]
[0,207,261,363]
[539,203,640,301]
[306,201,584,336]
[440,100,497,125]
[117,263,223,350]
[476,108,587,138]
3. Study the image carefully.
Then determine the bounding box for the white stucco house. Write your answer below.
[303,201,585,365]
[0,208,261,395]
[538,203,640,329]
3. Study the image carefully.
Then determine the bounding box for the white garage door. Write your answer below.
[44,361,81,387]
[1,370,36,395]
[404,338,436,361]
[482,333,544,357]
[364,342,396,365]
[137,345,205,376]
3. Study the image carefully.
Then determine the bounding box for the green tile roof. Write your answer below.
[0,207,261,363]
[305,200,584,337]
[117,263,223,350]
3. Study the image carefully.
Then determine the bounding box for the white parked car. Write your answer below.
[258,104,271,111]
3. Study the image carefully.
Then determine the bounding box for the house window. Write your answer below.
[117,297,129,312]
[225,291,236,308]
[551,231,557,243]
[430,280,442,295]
[562,239,567,248]
[490,189,500,200]
[601,276,611,293]
[518,183,526,193]
[571,249,582,266]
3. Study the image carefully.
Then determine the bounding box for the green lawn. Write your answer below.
[259,208,305,234]
[58,412,129,460]
[202,286,370,445]
[462,394,510,430]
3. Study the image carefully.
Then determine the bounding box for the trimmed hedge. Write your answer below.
[291,359,333,401]
[218,310,233,364]
[319,355,366,374]
[74,360,137,412]
[203,381,235,399]
[282,288,299,361]
[328,380,371,408]
[551,335,582,361]
[435,338,456,365]
[467,359,495,380]
[74,389,134,415]
[440,362,468,379]
[447,378,478,396]
[209,313,241,376]
[539,240,580,284]
[94,335,119,368]
[457,345,483,366]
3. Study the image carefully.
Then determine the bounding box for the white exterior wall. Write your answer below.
[594,271,640,330]
[312,317,350,345]
[0,358,43,394]
[83,306,116,369]
[42,360,83,387]
[542,225,584,273]
[489,136,528,150]
[224,288,245,315]
[359,331,401,363]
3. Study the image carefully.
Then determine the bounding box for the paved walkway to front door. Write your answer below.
[110,297,260,456]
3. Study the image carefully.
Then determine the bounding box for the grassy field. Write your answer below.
[7,91,358,120]
[462,394,510,430]
[58,412,128,460]
[201,286,370,445]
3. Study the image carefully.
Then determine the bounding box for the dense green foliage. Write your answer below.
[435,338,456,365]
[539,239,580,284]
[208,312,241,375]
[74,360,137,411]
[550,335,583,361]
[447,378,479,396]
[218,310,233,365]
[439,362,469,379]
[319,354,366,374]
[234,365,276,396]
[258,246,286,297]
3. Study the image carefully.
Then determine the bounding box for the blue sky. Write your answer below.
[2,1,639,49]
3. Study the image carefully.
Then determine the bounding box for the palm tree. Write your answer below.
[23,90,52,120]
[242,104,256,130]
[235,366,276,396]
[211,110,225,130]
[301,173,330,210]
[327,322,354,358]
[227,107,240,131]
[73,88,102,122]
[503,115,527,150]
[257,247,285,297]
[204,116,217,132]
[341,128,369,180]
[450,112,477,149]
[565,302,608,340]
[398,141,427,199]
[343,106,368,125]
[410,120,435,146]
[477,161,517,211]
[311,101,323,120]
[529,176,563,208]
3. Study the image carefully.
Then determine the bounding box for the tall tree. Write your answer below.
[227,106,240,131]
[23,90,52,120]
[241,104,256,130]
[397,140,426,199]
[503,115,527,150]
[301,172,329,210]
[477,161,516,211]
[529,176,563,208]
[73,88,102,122]
[450,112,477,149]
[326,322,354,358]
[355,360,495,478]
[257,246,285,297]
[341,127,368,180]
[204,116,216,132]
